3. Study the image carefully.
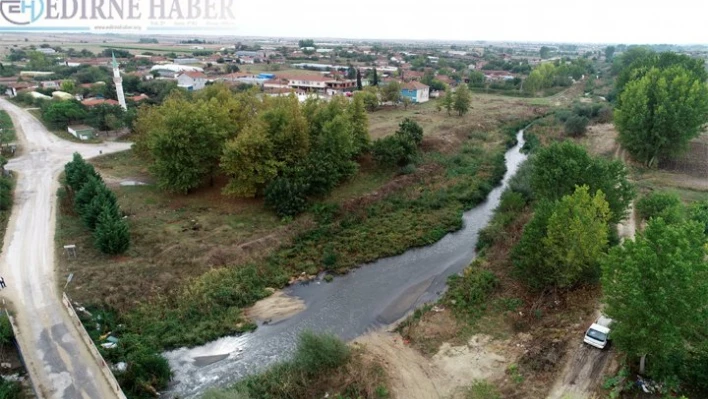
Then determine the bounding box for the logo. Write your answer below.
[0,0,44,25]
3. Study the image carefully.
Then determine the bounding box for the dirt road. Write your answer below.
[546,200,636,399]
[0,98,131,398]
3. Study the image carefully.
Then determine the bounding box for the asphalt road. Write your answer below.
[0,97,131,399]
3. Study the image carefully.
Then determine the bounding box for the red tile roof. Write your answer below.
[82,98,119,107]
[179,71,207,79]
[402,81,429,90]
[129,94,149,102]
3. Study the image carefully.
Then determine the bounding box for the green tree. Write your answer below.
[442,89,454,115]
[636,191,684,223]
[381,81,401,103]
[371,118,422,167]
[93,203,130,255]
[81,183,119,230]
[468,71,485,88]
[60,80,76,93]
[540,46,551,59]
[614,66,708,167]
[221,121,282,197]
[514,186,611,289]
[73,176,101,215]
[303,114,358,196]
[261,95,309,165]
[147,96,230,193]
[604,46,615,61]
[64,152,100,193]
[453,85,471,116]
[358,87,378,111]
[348,94,370,154]
[42,101,87,129]
[601,219,708,380]
[356,68,362,91]
[530,141,634,223]
[371,68,379,86]
[564,115,589,137]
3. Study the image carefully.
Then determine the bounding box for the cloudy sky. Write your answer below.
[223,0,706,44]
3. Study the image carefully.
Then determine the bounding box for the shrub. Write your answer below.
[65,152,100,193]
[688,201,708,234]
[555,109,573,122]
[447,260,498,318]
[93,204,130,255]
[371,135,412,167]
[110,334,171,398]
[596,106,613,123]
[74,176,102,215]
[293,331,350,374]
[464,380,501,399]
[636,191,684,223]
[508,157,534,202]
[0,176,12,212]
[520,133,540,154]
[264,177,309,217]
[564,115,589,137]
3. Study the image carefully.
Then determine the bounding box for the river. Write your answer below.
[163,130,528,398]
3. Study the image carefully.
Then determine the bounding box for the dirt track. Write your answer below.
[0,98,131,398]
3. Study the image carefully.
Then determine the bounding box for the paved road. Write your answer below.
[0,98,130,399]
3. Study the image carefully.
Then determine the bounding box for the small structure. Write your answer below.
[401,81,430,103]
[52,91,74,101]
[177,71,207,91]
[67,125,95,141]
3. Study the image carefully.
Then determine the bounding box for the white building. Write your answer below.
[177,71,208,91]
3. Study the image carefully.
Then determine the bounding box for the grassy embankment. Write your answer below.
[55,94,544,350]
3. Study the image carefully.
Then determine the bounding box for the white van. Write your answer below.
[584,315,613,349]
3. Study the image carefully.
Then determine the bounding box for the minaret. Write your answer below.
[112,52,127,111]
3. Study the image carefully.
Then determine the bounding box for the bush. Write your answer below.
[371,135,415,167]
[464,380,501,399]
[520,133,540,154]
[93,204,130,255]
[264,177,309,217]
[293,331,350,374]
[508,157,534,202]
[0,176,12,212]
[447,261,498,318]
[688,201,708,234]
[564,115,589,137]
[596,106,613,123]
[636,191,684,223]
[109,334,171,398]
[65,152,100,193]
[555,109,573,122]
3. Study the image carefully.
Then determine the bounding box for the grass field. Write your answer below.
[55,91,546,348]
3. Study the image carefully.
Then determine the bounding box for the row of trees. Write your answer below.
[133,85,371,217]
[613,49,708,167]
[38,100,134,132]
[523,58,593,94]
[602,192,708,390]
[64,154,130,255]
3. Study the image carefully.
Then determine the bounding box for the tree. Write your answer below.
[261,95,309,165]
[93,203,130,255]
[60,80,76,94]
[601,219,708,380]
[81,183,119,230]
[371,68,379,86]
[531,141,634,223]
[604,46,615,61]
[356,68,363,91]
[221,121,282,197]
[303,114,358,196]
[65,153,100,193]
[73,176,102,215]
[564,115,589,137]
[513,186,611,289]
[348,94,370,154]
[468,71,485,88]
[41,101,87,129]
[381,81,401,103]
[540,46,551,59]
[359,87,378,111]
[371,118,423,167]
[453,85,471,116]
[402,96,412,109]
[635,191,684,224]
[146,96,230,193]
[442,89,454,115]
[615,66,708,167]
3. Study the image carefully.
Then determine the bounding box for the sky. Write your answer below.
[221,0,708,44]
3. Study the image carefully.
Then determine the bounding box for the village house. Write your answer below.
[4,82,36,97]
[177,71,208,91]
[483,70,515,81]
[401,81,430,103]
[81,98,120,107]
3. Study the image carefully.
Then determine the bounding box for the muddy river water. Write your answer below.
[164,130,528,398]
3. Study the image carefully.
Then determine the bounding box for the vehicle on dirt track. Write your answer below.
[583,315,613,349]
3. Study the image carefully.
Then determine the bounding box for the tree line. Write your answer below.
[64,154,130,255]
